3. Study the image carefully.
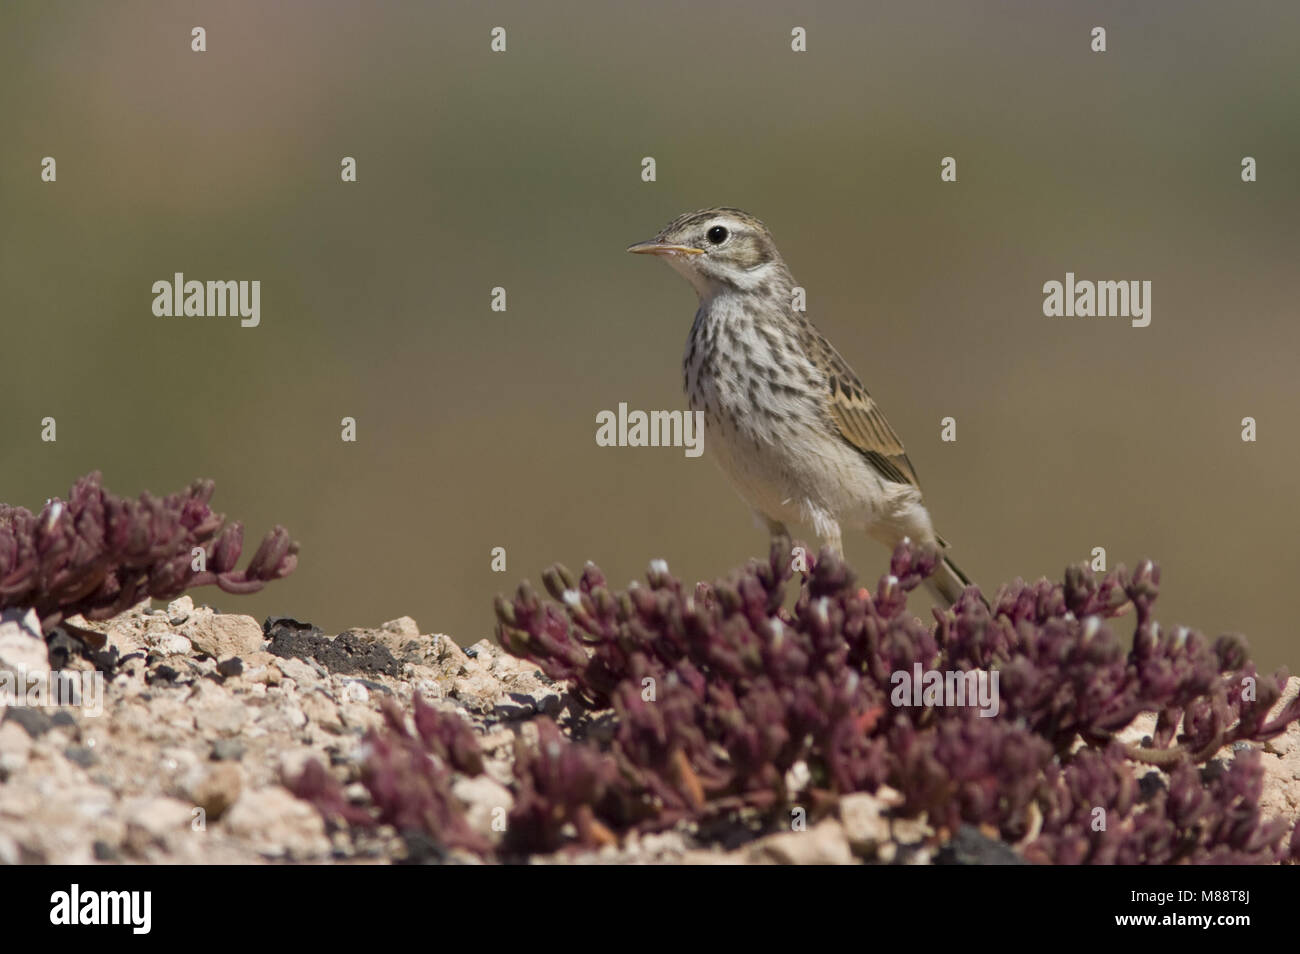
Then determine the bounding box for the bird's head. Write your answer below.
[627,208,789,298]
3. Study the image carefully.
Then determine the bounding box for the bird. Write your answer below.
[627,207,975,607]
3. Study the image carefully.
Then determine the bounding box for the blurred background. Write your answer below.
[1,1,1297,669]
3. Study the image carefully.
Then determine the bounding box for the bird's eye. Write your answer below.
[706,225,728,244]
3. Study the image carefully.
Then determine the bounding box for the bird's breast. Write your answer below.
[687,301,813,395]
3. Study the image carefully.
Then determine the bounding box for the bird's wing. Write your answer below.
[801,325,920,488]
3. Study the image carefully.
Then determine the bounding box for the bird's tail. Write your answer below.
[925,549,980,609]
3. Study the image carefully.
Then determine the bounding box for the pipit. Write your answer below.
[628,207,975,606]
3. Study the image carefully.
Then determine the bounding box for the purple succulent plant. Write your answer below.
[490,541,1299,861]
[290,693,491,855]
[293,541,1300,863]
[0,471,298,631]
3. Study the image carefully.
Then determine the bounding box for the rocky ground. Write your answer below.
[0,600,1296,865]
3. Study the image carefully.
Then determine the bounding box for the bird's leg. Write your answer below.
[761,515,792,560]
[806,507,845,561]
[822,523,844,560]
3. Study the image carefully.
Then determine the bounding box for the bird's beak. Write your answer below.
[626,240,705,257]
